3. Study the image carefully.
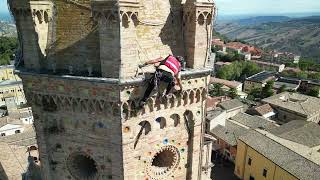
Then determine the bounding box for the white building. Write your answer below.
[19,110,34,125]
[0,124,24,137]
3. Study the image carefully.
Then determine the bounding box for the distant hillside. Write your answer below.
[0,21,16,37]
[236,16,291,26]
[216,16,320,62]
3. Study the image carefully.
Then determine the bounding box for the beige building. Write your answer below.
[235,121,320,180]
[0,126,40,179]
[262,92,320,124]
[0,80,26,107]
[9,0,217,180]
[0,65,20,81]
[0,65,26,107]
[244,71,277,93]
[247,60,285,73]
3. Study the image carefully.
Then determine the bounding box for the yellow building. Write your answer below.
[0,65,26,107]
[0,65,21,81]
[235,126,320,180]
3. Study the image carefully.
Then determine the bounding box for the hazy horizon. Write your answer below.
[0,0,320,18]
[215,0,320,15]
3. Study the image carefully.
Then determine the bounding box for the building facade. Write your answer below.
[235,128,320,180]
[262,92,320,123]
[0,65,26,107]
[244,71,276,93]
[9,0,216,180]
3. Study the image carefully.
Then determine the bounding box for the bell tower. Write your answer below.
[8,0,216,179]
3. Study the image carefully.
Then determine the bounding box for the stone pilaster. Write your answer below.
[9,0,53,71]
[92,0,140,79]
[183,0,215,69]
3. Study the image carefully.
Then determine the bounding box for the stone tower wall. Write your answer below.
[9,0,216,179]
[48,0,101,75]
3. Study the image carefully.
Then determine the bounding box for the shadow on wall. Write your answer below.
[9,0,43,70]
[46,27,101,77]
[0,162,8,180]
[159,0,185,58]
[184,110,194,180]
[45,2,101,76]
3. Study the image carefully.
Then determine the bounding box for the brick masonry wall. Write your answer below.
[10,0,215,179]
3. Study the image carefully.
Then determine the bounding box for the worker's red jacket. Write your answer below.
[162,55,181,75]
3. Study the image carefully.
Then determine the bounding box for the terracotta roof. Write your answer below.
[226,42,247,49]
[243,46,263,55]
[212,39,225,47]
[210,78,242,89]
[253,104,274,116]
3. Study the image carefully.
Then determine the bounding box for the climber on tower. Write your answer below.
[138,55,185,107]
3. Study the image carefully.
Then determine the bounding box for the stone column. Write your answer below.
[9,0,53,71]
[183,0,215,69]
[92,0,140,79]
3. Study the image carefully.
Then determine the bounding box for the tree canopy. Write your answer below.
[216,61,261,81]
[0,37,18,65]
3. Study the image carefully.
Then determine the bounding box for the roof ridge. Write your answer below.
[252,130,320,167]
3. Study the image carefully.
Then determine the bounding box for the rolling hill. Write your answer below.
[215,16,320,62]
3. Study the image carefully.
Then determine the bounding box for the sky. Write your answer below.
[1,0,320,15]
[0,0,8,13]
[215,0,320,15]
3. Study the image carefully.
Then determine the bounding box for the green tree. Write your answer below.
[261,80,274,98]
[209,83,225,97]
[0,37,18,65]
[249,88,261,99]
[296,71,308,79]
[279,84,287,93]
[228,87,238,99]
[307,87,320,97]
[216,61,262,81]
[213,83,224,96]
[308,72,320,80]
[242,62,261,78]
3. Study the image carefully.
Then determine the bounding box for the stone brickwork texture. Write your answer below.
[8,0,216,180]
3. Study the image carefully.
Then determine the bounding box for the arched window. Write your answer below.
[44,11,49,23]
[183,92,188,106]
[170,114,180,127]
[122,13,129,28]
[206,13,212,25]
[198,14,205,25]
[184,110,194,135]
[138,121,151,135]
[122,103,129,120]
[189,91,195,104]
[196,89,201,103]
[27,145,38,152]
[156,117,166,129]
[35,11,43,24]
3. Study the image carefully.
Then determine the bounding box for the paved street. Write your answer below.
[211,153,239,180]
[211,163,238,180]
